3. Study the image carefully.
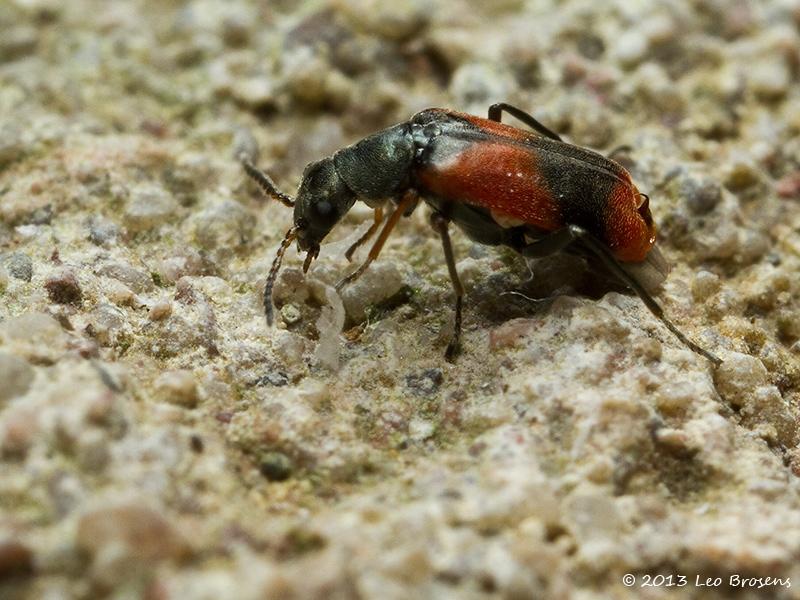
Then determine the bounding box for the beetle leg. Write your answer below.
[430,212,464,361]
[336,191,417,292]
[240,156,295,208]
[606,144,633,161]
[487,102,563,141]
[520,225,721,366]
[344,207,384,262]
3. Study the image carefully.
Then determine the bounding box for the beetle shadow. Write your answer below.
[470,252,631,324]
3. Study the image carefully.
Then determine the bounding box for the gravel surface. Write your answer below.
[2,1,800,598]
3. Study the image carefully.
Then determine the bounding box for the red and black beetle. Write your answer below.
[241,103,720,365]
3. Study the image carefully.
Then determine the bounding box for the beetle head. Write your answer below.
[293,158,357,263]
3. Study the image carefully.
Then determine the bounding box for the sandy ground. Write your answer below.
[2,0,800,598]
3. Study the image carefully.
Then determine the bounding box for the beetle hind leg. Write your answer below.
[519,225,721,366]
[488,102,563,141]
[430,212,464,361]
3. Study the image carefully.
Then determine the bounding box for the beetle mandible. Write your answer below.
[241,103,720,365]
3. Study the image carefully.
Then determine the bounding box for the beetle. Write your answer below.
[240,102,720,365]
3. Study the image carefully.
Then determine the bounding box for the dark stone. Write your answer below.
[45,269,82,305]
[0,540,34,578]
[259,451,293,482]
[255,371,289,387]
[405,369,444,397]
[684,178,722,215]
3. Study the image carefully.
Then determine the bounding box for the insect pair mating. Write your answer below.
[241,103,720,366]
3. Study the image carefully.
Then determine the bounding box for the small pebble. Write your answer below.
[613,30,648,67]
[0,124,24,167]
[0,26,38,62]
[45,269,82,305]
[148,299,172,321]
[96,262,154,293]
[76,504,189,563]
[87,304,127,347]
[714,353,768,408]
[157,251,203,284]
[723,159,761,192]
[256,371,289,387]
[281,46,353,109]
[104,279,136,307]
[272,331,310,372]
[231,77,276,110]
[655,381,696,415]
[776,172,800,199]
[777,310,800,342]
[146,315,206,358]
[0,539,34,578]
[154,370,200,408]
[653,427,697,457]
[0,352,35,403]
[408,417,435,442]
[748,57,790,100]
[684,178,722,215]
[405,369,444,397]
[0,408,38,457]
[1,312,66,362]
[339,262,404,323]
[691,270,721,301]
[124,183,179,232]
[191,199,253,251]
[335,0,428,41]
[280,303,302,325]
[3,252,33,282]
[87,216,119,246]
[221,13,252,46]
[450,63,516,108]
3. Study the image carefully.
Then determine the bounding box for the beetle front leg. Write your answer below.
[488,102,563,141]
[430,212,464,361]
[345,206,384,262]
[336,190,418,292]
[520,225,721,366]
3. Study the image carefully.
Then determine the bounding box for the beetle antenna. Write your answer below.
[264,226,298,326]
[240,155,295,208]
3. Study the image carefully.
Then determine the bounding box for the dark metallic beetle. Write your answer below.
[241,103,720,365]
